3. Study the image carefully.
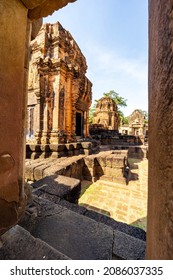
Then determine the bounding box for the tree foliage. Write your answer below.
[89,99,98,124]
[103,90,127,108]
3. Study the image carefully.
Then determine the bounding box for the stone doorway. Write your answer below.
[76,112,84,137]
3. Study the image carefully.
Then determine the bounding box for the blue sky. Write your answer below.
[44,0,148,116]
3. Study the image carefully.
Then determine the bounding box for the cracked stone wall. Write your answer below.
[0,0,76,235]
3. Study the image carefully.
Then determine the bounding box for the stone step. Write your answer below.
[30,176,146,242]
[0,225,70,260]
[29,175,146,242]
[19,196,146,260]
[32,175,81,204]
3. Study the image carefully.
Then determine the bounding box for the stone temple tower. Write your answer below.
[27,22,92,144]
[93,97,119,130]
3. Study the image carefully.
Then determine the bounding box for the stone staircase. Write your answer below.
[0,225,70,260]
[0,174,146,260]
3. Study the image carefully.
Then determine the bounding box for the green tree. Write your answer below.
[103,90,127,108]
[89,99,98,124]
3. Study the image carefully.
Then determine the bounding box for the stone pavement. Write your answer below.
[79,158,148,230]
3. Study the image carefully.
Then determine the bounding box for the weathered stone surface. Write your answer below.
[22,197,113,260]
[0,154,15,174]
[147,0,173,260]
[0,200,18,234]
[0,0,82,237]
[58,199,87,215]
[92,97,119,130]
[49,144,66,152]
[0,225,70,260]
[25,155,85,181]
[82,152,127,183]
[113,230,146,260]
[128,109,148,137]
[21,0,47,10]
[0,0,28,235]
[31,18,42,40]
[84,210,146,241]
[20,195,146,260]
[33,175,81,203]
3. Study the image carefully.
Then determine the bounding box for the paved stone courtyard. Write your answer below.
[79,158,148,230]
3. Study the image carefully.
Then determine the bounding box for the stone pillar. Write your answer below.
[83,111,87,138]
[0,0,28,235]
[84,111,90,138]
[41,102,49,144]
[50,74,60,143]
[0,0,77,236]
[147,0,173,259]
[65,72,73,141]
[34,97,42,143]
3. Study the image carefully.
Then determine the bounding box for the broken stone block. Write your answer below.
[113,230,146,260]
[112,156,125,168]
[32,175,81,203]
[0,225,70,260]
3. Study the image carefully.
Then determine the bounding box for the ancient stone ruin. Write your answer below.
[27,22,92,144]
[119,109,148,136]
[93,96,119,130]
[128,109,148,137]
[1,0,173,260]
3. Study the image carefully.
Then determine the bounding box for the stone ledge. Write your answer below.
[29,191,146,243]
[113,230,146,260]
[20,196,146,259]
[0,225,70,260]
[32,175,81,203]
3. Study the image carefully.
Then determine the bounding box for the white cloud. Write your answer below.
[84,43,148,116]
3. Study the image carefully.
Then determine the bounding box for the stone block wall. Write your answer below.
[25,150,129,185]
[128,147,148,160]
[25,156,85,182]
[83,152,129,184]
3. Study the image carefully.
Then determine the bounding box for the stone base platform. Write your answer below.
[26,141,99,159]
